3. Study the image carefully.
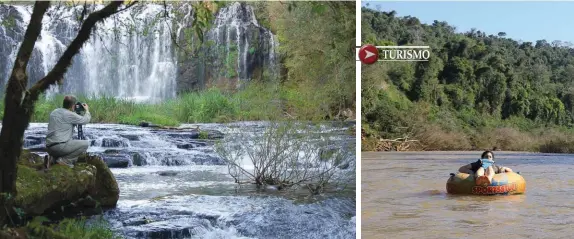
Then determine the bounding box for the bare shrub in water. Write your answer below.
[215,122,354,195]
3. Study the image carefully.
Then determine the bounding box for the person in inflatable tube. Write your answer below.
[458,151,513,186]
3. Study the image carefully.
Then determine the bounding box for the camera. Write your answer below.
[74,101,85,115]
[73,101,86,140]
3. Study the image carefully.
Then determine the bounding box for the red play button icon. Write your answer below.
[358,44,378,64]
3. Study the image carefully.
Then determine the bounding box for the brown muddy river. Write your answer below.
[362,151,574,239]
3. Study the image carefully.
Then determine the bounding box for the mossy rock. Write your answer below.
[14,150,119,218]
[80,154,120,207]
[17,150,44,170]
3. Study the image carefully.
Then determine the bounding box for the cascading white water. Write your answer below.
[3,4,182,102]
[207,2,278,81]
[0,2,278,100]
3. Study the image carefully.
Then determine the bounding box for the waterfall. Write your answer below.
[204,2,278,83]
[0,2,278,100]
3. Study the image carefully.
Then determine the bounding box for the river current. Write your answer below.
[19,121,356,239]
[362,151,574,239]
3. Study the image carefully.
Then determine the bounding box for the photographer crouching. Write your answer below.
[45,95,91,168]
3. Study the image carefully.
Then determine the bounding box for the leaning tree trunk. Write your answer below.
[0,0,125,226]
[0,2,49,227]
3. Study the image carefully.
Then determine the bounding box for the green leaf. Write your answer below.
[311,4,327,15]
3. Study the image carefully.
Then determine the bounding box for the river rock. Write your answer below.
[204,130,224,139]
[158,171,178,176]
[102,150,144,167]
[101,155,130,168]
[167,132,200,139]
[164,130,224,140]
[24,135,44,148]
[120,134,140,141]
[132,152,144,166]
[158,154,225,166]
[13,150,119,219]
[176,143,195,149]
[176,140,209,149]
[102,138,129,148]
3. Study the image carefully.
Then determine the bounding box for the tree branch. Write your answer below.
[27,0,125,99]
[6,1,50,93]
[111,0,138,15]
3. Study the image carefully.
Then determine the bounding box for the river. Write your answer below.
[362,151,574,239]
[21,121,356,239]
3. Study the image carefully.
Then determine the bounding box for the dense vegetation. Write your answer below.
[250,2,356,121]
[362,7,574,152]
[0,2,355,125]
[2,84,286,126]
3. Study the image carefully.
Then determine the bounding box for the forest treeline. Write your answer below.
[362,7,574,152]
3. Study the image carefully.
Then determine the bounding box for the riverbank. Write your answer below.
[0,149,120,238]
[361,102,574,153]
[7,83,354,127]
[0,216,120,239]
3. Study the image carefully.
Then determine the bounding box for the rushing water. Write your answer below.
[362,151,574,239]
[0,2,278,100]
[21,121,356,239]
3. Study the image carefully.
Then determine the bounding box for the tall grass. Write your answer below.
[24,216,120,239]
[52,217,120,239]
[0,82,345,126]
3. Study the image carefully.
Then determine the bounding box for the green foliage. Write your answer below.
[198,131,208,139]
[191,2,214,43]
[225,44,239,78]
[174,2,355,121]
[363,7,574,149]
[16,80,333,125]
[175,88,238,123]
[0,15,16,30]
[118,109,179,126]
[55,217,118,239]
[26,216,120,239]
[266,2,355,119]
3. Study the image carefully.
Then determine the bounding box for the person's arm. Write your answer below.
[65,110,91,125]
[500,166,513,173]
[458,164,474,174]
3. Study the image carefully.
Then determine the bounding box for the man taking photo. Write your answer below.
[45,95,91,168]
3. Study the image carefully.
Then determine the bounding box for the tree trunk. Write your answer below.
[0,0,125,226]
[0,1,49,227]
[0,0,49,198]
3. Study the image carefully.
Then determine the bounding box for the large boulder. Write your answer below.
[13,150,120,219]
[80,154,120,207]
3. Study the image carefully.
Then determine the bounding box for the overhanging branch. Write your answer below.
[27,0,125,99]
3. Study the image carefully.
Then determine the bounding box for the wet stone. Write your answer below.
[102,138,129,148]
[100,154,130,168]
[158,171,178,176]
[120,134,140,141]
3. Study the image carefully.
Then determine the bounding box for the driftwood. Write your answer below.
[362,127,424,151]
[378,137,421,151]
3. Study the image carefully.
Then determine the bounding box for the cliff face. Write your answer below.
[176,2,278,93]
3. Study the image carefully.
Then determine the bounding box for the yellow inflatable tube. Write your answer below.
[446,172,526,195]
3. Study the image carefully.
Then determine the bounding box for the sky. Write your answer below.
[362,1,574,43]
